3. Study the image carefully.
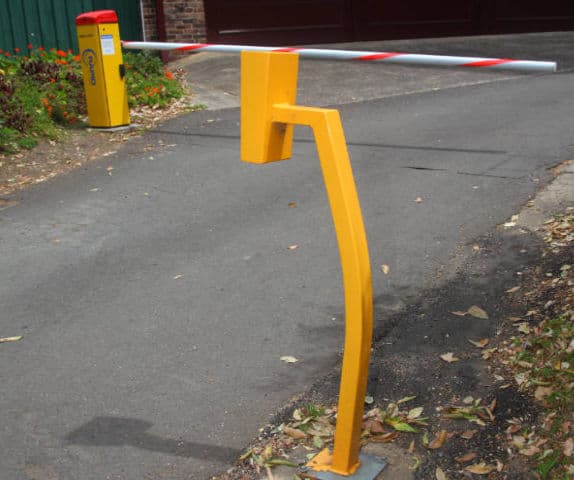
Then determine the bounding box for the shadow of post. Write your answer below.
[66,416,241,462]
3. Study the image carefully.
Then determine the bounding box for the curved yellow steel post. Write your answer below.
[241,51,373,476]
[271,104,373,475]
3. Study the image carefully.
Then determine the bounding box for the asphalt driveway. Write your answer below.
[1,32,573,480]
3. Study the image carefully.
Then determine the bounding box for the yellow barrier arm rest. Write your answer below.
[241,51,373,476]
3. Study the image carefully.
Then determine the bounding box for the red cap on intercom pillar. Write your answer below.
[76,10,118,26]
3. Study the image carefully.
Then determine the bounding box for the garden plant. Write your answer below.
[0,45,184,153]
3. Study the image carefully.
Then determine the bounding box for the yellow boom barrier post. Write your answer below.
[241,50,387,479]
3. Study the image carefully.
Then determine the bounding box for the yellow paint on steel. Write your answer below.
[240,51,298,163]
[76,22,129,127]
[241,51,373,476]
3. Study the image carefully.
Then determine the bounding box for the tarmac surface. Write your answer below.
[1,32,573,480]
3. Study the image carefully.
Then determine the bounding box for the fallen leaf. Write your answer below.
[266,458,298,468]
[262,445,273,462]
[428,430,448,449]
[534,386,553,401]
[410,456,421,471]
[482,348,497,360]
[503,222,516,228]
[472,244,481,252]
[506,286,520,293]
[563,438,574,457]
[451,310,468,316]
[280,356,299,363]
[506,424,521,434]
[408,440,415,453]
[422,432,429,446]
[467,305,489,319]
[460,430,475,440]
[380,264,390,275]
[397,395,417,404]
[496,460,504,472]
[0,336,23,343]
[517,323,531,334]
[440,352,459,363]
[386,418,417,433]
[312,436,324,449]
[520,445,540,456]
[455,452,477,463]
[465,463,495,474]
[173,274,184,280]
[435,466,447,480]
[415,197,423,203]
[512,435,526,449]
[468,338,489,348]
[239,449,253,461]
[488,398,497,414]
[408,407,424,420]
[283,426,307,439]
[515,373,527,386]
[369,431,399,443]
[288,202,297,208]
[363,419,385,434]
[288,245,299,250]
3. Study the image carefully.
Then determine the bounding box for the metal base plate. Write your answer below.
[302,453,387,480]
[87,124,139,133]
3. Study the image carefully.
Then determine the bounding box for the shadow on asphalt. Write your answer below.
[65,417,241,461]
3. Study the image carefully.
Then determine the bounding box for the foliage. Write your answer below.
[498,209,574,479]
[124,51,185,108]
[0,45,184,153]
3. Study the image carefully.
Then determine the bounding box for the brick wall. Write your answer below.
[141,0,158,41]
[141,0,206,43]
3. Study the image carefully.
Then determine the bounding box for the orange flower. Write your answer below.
[165,70,174,80]
[50,78,56,83]
[14,47,19,53]
[73,55,80,62]
[4,52,10,57]
[56,50,67,57]
[27,44,33,49]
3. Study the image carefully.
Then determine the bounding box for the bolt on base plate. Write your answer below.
[301,452,387,480]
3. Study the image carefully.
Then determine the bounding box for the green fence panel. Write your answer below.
[0,0,142,54]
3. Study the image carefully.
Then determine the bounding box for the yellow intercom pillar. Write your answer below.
[76,10,129,128]
[241,51,386,479]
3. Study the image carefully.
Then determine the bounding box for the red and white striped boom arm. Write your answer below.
[122,41,556,73]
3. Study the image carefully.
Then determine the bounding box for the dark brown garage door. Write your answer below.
[204,0,574,45]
